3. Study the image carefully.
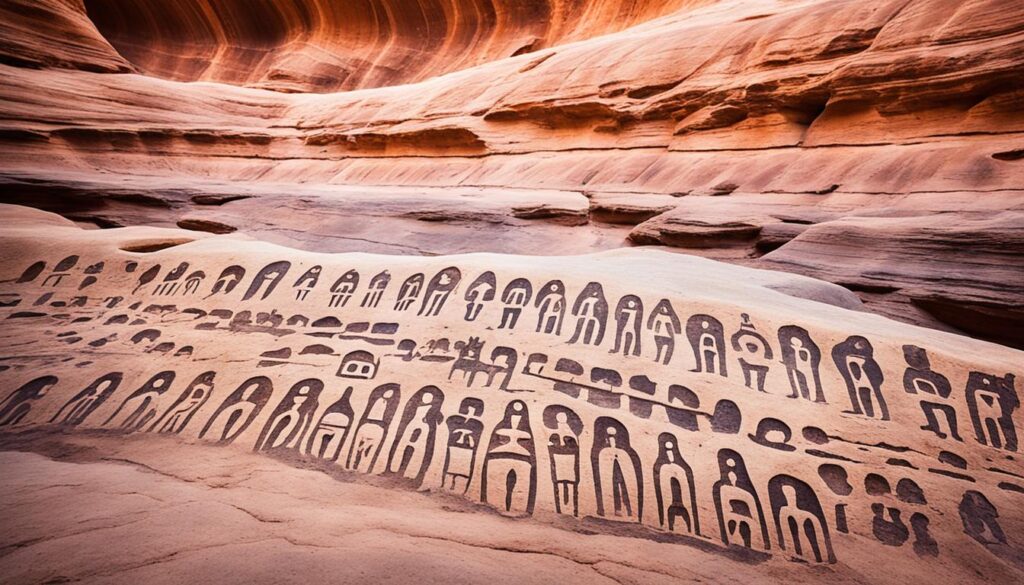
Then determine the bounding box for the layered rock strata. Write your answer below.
[0,0,1022,347]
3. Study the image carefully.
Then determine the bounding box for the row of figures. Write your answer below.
[0,372,836,563]
[11,256,1020,451]
[403,330,1018,456]
[148,261,463,318]
[8,255,853,384]
[12,256,110,291]
[2,372,1014,565]
[160,262,1022,449]
[902,345,1018,452]
[2,370,838,562]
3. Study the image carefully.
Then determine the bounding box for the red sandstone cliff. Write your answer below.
[0,0,1021,347]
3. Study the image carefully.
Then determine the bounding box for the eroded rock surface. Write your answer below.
[0,207,1022,583]
[0,0,1022,346]
[1,0,1023,578]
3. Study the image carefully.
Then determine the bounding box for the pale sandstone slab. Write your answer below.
[0,207,1021,583]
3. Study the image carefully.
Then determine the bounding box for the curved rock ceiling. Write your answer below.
[83,0,712,91]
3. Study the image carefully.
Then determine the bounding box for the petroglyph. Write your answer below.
[0,218,1021,578]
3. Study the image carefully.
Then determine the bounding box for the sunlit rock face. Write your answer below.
[0,1,1023,583]
[0,1,1021,344]
[81,0,710,92]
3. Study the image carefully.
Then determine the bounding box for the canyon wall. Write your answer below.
[83,0,712,92]
[0,0,1021,348]
[1,1,1023,581]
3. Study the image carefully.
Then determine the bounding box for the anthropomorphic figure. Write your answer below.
[731,314,773,392]
[686,314,727,377]
[902,345,959,440]
[306,388,354,462]
[361,270,390,308]
[713,449,769,550]
[293,265,322,301]
[0,376,58,427]
[499,278,532,329]
[199,377,274,444]
[768,475,835,563]
[150,371,216,434]
[591,417,643,522]
[242,261,291,301]
[386,386,445,485]
[544,405,583,516]
[534,280,565,335]
[419,267,462,317]
[778,325,825,402]
[481,400,537,515]
[612,295,643,357]
[51,372,122,426]
[965,371,1018,451]
[568,282,608,346]
[654,433,698,534]
[254,379,323,452]
[394,273,424,311]
[346,384,401,473]
[647,299,681,365]
[329,270,360,308]
[104,371,176,431]
[832,336,889,420]
[442,398,485,493]
[463,272,496,322]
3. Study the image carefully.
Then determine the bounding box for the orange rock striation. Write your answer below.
[82,0,712,92]
[0,0,1022,347]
